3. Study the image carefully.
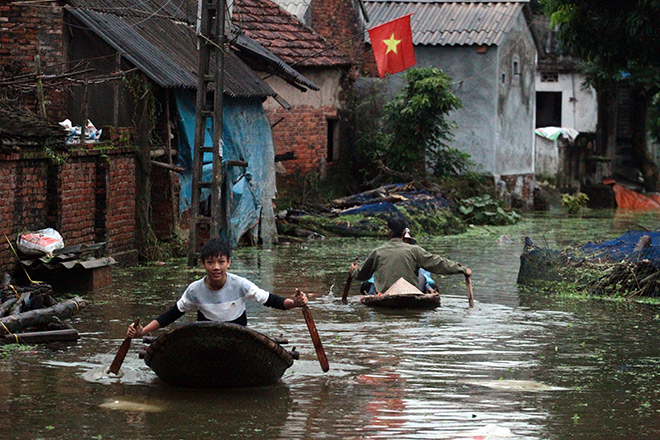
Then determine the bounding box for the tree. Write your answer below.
[542,0,660,190]
[353,67,466,180]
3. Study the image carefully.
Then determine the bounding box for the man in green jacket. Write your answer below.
[349,218,471,294]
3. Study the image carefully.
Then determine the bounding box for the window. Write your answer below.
[512,55,520,75]
[541,71,559,82]
[536,92,562,127]
[327,117,339,162]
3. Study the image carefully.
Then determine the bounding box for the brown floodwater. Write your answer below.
[2,210,660,439]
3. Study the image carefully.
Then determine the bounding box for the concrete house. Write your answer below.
[530,10,599,191]
[363,0,538,205]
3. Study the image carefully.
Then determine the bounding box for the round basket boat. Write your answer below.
[360,277,441,309]
[143,322,294,388]
[360,292,441,309]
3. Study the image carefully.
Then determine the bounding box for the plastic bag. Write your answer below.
[17,228,64,256]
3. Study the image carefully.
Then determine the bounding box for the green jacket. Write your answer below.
[354,238,467,293]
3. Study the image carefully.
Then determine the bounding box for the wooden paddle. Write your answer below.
[341,257,358,304]
[465,274,475,308]
[296,289,329,372]
[108,317,140,375]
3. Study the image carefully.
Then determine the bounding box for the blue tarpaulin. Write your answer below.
[174,90,277,248]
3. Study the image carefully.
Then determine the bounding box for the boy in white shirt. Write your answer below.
[127,238,307,338]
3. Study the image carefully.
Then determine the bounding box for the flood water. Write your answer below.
[2,210,660,439]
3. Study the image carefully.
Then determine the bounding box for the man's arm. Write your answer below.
[415,246,470,275]
[350,251,376,281]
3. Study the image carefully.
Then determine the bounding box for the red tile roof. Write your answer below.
[232,0,352,68]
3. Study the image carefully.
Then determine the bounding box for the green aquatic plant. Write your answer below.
[0,344,36,358]
[457,194,521,225]
[561,192,589,215]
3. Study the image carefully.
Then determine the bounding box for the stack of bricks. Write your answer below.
[0,2,67,121]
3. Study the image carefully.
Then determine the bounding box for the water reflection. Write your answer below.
[2,212,660,439]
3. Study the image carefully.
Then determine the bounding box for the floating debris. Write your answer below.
[459,379,567,392]
[99,399,164,413]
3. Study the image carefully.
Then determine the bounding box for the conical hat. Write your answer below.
[383,277,422,296]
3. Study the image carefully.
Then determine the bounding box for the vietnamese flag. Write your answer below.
[368,14,416,78]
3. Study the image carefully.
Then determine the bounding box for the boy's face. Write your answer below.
[201,254,231,287]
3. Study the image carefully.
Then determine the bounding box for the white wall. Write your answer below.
[495,11,537,177]
[535,71,597,132]
[262,68,345,111]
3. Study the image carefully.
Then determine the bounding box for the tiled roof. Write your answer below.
[270,0,310,25]
[232,0,352,68]
[364,1,526,46]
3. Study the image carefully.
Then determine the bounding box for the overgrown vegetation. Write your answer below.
[561,192,589,215]
[458,195,522,225]
[0,344,35,358]
[519,241,660,300]
[351,67,473,181]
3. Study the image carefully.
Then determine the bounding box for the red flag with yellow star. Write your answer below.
[368,14,416,78]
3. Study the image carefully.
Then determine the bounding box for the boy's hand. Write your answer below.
[464,267,472,277]
[293,290,308,308]
[349,259,359,274]
[127,322,143,339]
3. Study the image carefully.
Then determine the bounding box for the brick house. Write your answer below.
[0,103,136,275]
[1,0,320,261]
[233,0,361,180]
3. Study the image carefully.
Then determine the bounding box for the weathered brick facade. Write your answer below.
[267,105,338,175]
[500,173,535,208]
[150,166,178,238]
[0,1,67,121]
[0,147,137,274]
[310,0,369,77]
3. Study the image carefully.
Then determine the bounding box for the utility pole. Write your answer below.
[188,0,226,265]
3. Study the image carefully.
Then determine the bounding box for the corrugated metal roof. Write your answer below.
[364,1,525,46]
[65,0,318,95]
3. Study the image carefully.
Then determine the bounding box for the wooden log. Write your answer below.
[330,184,401,209]
[0,298,17,318]
[274,151,295,162]
[151,160,184,173]
[10,291,31,316]
[226,160,248,168]
[0,296,86,334]
[3,328,79,344]
[150,148,178,158]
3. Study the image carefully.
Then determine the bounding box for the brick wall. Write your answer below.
[500,172,535,208]
[105,154,136,260]
[0,146,137,274]
[267,105,337,175]
[59,158,97,244]
[310,0,366,77]
[0,1,67,121]
[150,166,178,238]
